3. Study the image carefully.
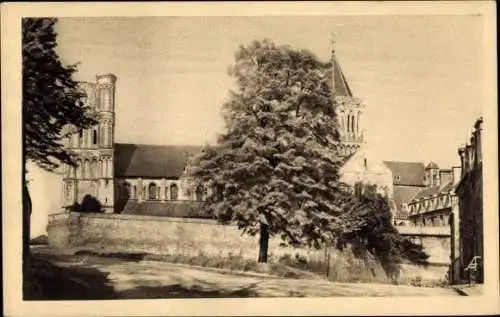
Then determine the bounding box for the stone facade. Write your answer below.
[339,148,394,198]
[61,74,117,213]
[455,117,483,283]
[407,166,461,227]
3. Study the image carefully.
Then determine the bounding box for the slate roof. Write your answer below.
[411,182,455,201]
[382,161,426,186]
[440,182,455,193]
[332,54,353,97]
[121,200,211,218]
[392,186,423,217]
[426,161,439,169]
[114,143,204,178]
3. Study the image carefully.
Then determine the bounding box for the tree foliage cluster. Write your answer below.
[190,40,353,256]
[340,183,429,276]
[190,39,428,272]
[23,17,97,171]
[22,18,97,280]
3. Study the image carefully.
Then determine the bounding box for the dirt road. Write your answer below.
[35,251,459,298]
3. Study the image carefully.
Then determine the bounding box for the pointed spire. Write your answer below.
[330,34,353,97]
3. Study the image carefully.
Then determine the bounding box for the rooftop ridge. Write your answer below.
[114,142,208,148]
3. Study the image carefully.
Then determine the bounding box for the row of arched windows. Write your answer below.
[339,111,361,136]
[411,214,450,227]
[116,182,205,201]
[345,112,360,133]
[68,121,112,149]
[68,157,112,179]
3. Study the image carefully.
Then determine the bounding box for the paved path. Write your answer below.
[39,252,459,298]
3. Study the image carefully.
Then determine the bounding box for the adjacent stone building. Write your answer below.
[407,164,461,227]
[455,118,483,283]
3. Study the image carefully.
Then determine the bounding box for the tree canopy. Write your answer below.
[189,39,354,261]
[23,18,96,172]
[190,39,429,271]
[22,17,97,283]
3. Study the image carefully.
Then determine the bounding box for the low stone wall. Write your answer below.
[396,225,451,265]
[47,212,449,282]
[48,212,316,260]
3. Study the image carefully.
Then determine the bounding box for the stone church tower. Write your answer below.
[330,40,366,157]
[61,74,116,213]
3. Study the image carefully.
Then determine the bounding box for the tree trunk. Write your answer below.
[258,223,269,263]
[23,185,32,276]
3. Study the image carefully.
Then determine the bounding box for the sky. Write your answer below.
[28,15,483,237]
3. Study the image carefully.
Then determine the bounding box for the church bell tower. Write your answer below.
[330,39,366,157]
[61,74,116,213]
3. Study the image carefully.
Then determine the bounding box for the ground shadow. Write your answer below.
[117,283,259,299]
[74,250,148,262]
[24,255,117,300]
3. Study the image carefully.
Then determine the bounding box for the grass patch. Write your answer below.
[399,275,449,288]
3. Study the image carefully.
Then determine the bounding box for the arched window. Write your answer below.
[350,115,355,134]
[123,183,131,199]
[65,182,71,199]
[149,183,157,200]
[93,129,98,145]
[91,159,97,179]
[76,160,82,178]
[347,115,351,132]
[357,112,361,134]
[83,159,90,179]
[170,184,179,200]
[195,185,204,201]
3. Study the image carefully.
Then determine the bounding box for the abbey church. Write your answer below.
[60,42,448,223]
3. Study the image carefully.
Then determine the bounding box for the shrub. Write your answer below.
[70,195,104,213]
[30,234,48,245]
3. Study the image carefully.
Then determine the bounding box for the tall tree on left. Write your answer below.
[22,18,96,276]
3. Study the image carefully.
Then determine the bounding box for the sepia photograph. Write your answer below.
[2,1,498,316]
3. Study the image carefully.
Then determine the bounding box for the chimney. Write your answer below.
[439,170,453,186]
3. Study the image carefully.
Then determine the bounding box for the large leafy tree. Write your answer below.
[22,18,96,274]
[190,40,354,262]
[23,18,96,171]
[341,183,429,277]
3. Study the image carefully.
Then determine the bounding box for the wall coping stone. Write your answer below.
[49,211,221,225]
[396,225,451,237]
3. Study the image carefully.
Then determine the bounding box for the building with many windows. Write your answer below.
[407,164,461,227]
[455,118,483,283]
